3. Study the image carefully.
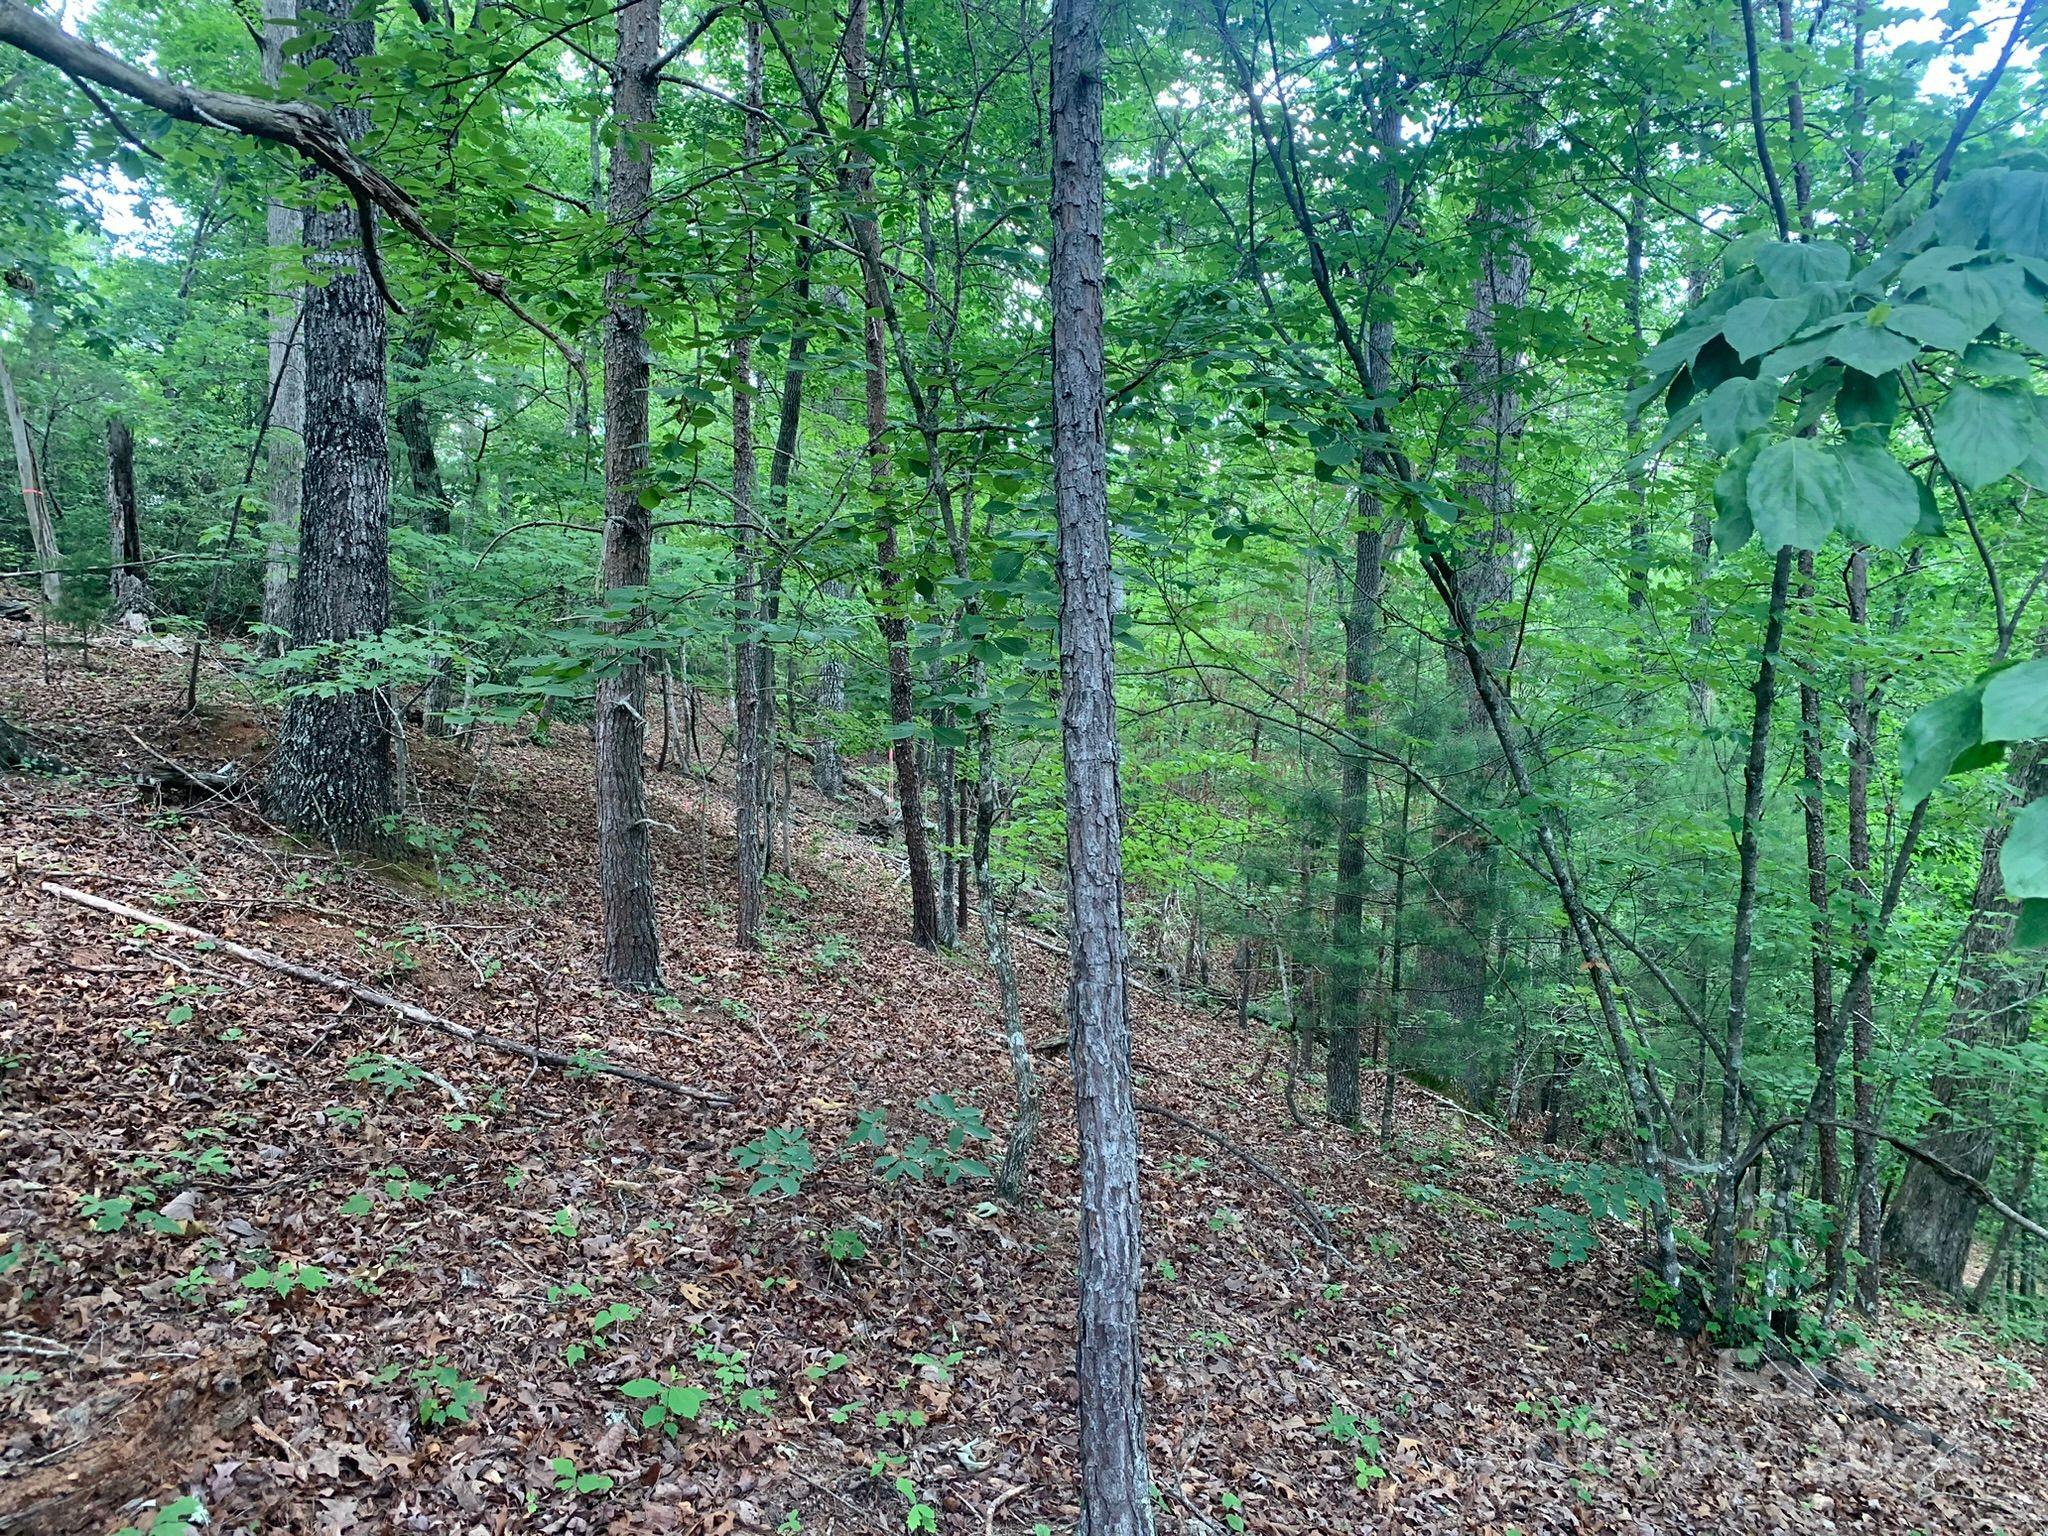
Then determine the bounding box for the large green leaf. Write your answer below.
[1835,441,1920,548]
[1933,382,2040,489]
[1746,437,1845,550]
[1827,322,1921,376]
[1900,684,1984,805]
[2000,798,2048,900]
[1702,377,1779,454]
[1723,296,1812,361]
[1993,171,2048,260]
[1883,302,1978,351]
[1712,437,1762,551]
[1982,659,2048,742]
[1934,170,2003,248]
[1755,241,1850,297]
[1836,369,1900,430]
[2000,296,2048,355]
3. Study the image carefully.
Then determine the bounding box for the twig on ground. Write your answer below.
[1135,1098,1342,1257]
[43,882,731,1106]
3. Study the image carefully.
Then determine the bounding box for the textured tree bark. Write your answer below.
[1417,163,1534,1027]
[264,2,399,849]
[844,0,939,948]
[732,19,767,952]
[104,417,145,621]
[1886,745,2048,1291]
[593,0,664,989]
[1829,550,1875,1302]
[1712,545,1793,1323]
[259,0,305,652]
[393,323,449,533]
[0,342,57,606]
[1051,0,1153,1525]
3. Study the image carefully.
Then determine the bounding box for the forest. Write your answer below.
[4,0,2048,1527]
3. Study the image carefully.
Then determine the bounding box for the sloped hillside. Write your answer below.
[2,635,2044,1535]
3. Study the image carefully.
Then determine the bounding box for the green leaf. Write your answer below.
[1836,369,1900,430]
[1934,170,2003,248]
[1711,437,1761,551]
[618,1379,664,1399]
[1724,296,1816,361]
[1999,296,2048,355]
[2014,898,2048,949]
[1755,241,1850,297]
[1746,437,1846,550]
[2001,798,2048,900]
[1933,383,2038,489]
[1701,377,1779,453]
[1963,342,2035,379]
[1900,685,1984,805]
[1827,322,1921,376]
[1981,660,2048,742]
[1883,303,1978,351]
[1993,171,2048,259]
[1835,441,1920,548]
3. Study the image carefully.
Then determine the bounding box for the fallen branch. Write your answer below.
[42,882,729,1106]
[1366,1067,1515,1146]
[1135,1098,1341,1256]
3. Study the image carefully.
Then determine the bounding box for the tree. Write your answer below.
[1050,0,1153,1524]
[259,0,306,652]
[592,0,665,989]
[264,0,400,849]
[104,416,143,621]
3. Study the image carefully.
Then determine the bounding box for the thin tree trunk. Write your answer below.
[844,0,939,948]
[263,1,398,849]
[104,416,145,621]
[593,0,664,989]
[1712,545,1794,1322]
[1379,771,1412,1148]
[1051,0,1153,1522]
[0,343,57,607]
[259,0,305,652]
[732,20,767,952]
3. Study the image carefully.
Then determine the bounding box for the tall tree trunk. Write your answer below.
[1051,0,1153,1526]
[1326,100,1399,1128]
[593,0,664,989]
[1885,746,2048,1291]
[844,0,940,948]
[0,343,57,607]
[393,323,449,533]
[1418,159,1534,1027]
[259,0,305,653]
[732,20,767,951]
[104,416,144,621]
[264,1,399,848]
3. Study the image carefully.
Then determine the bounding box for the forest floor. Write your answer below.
[2,629,2046,1536]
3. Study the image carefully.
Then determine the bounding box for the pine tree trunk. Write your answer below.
[1051,0,1153,1524]
[104,416,145,621]
[264,1,399,849]
[259,0,305,653]
[593,0,664,989]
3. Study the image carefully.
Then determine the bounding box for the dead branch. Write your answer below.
[1135,1098,1342,1256]
[42,882,729,1106]
[0,1,583,384]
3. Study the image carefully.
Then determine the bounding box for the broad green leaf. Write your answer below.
[1835,441,1920,548]
[2015,898,2048,949]
[1993,171,2048,259]
[1933,383,2038,489]
[1827,322,1920,376]
[1963,343,2035,378]
[1746,437,1846,551]
[2000,296,2048,355]
[1900,685,1984,805]
[1724,296,1817,360]
[1934,170,2003,248]
[1702,377,1778,453]
[1982,660,2048,742]
[1836,369,1900,430]
[1884,303,1978,351]
[1919,268,2009,333]
[1755,241,1850,297]
[1711,437,1761,551]
[2001,798,2048,900]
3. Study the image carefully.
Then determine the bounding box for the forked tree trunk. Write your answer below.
[1050,0,1153,1525]
[732,20,767,951]
[105,417,145,620]
[259,0,305,653]
[0,343,58,607]
[264,2,399,848]
[593,0,664,989]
